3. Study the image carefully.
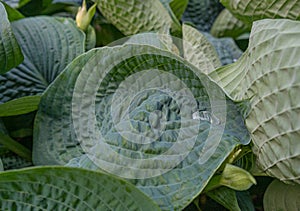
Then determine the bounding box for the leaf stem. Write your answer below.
[0,132,32,162]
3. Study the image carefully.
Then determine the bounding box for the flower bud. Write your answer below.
[76,0,97,31]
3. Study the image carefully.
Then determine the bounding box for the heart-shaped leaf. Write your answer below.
[0,16,85,103]
[209,19,300,184]
[0,166,160,210]
[33,44,250,209]
[0,2,23,74]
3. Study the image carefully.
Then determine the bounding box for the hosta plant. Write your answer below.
[0,0,299,210]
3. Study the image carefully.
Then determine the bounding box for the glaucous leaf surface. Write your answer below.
[211,9,250,38]
[182,0,224,32]
[263,180,300,211]
[97,0,173,35]
[209,19,300,184]
[0,166,160,210]
[0,2,23,74]
[33,44,250,210]
[221,0,300,24]
[0,16,85,103]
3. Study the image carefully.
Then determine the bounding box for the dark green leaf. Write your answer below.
[207,187,241,211]
[0,95,41,117]
[0,166,161,210]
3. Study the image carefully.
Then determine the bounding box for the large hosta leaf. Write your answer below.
[209,19,300,184]
[182,0,224,32]
[33,44,250,209]
[0,2,23,74]
[221,0,300,24]
[0,16,85,103]
[0,166,160,210]
[97,0,173,35]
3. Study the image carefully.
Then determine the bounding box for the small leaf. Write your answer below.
[206,187,241,211]
[221,0,300,24]
[211,9,250,38]
[1,1,25,21]
[97,0,173,35]
[0,166,161,210]
[182,24,221,74]
[169,0,188,21]
[0,2,23,74]
[220,164,256,191]
[236,191,255,211]
[76,0,97,31]
[264,180,300,211]
[0,95,41,117]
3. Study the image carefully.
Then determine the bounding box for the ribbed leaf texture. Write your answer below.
[33,44,250,210]
[221,0,300,24]
[209,19,300,184]
[0,16,85,103]
[0,166,160,210]
[97,0,173,35]
[0,2,23,74]
[211,9,250,38]
[182,24,221,73]
[264,180,300,211]
[182,0,224,32]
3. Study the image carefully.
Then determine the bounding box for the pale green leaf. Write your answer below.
[182,24,221,74]
[211,9,250,38]
[97,0,173,35]
[0,95,41,117]
[209,19,300,184]
[0,2,23,74]
[0,166,161,210]
[0,16,85,103]
[264,180,300,211]
[182,0,224,32]
[206,187,241,211]
[33,44,250,210]
[221,0,300,24]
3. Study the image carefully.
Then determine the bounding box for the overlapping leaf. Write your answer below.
[221,0,300,24]
[263,180,300,210]
[0,16,85,103]
[97,0,173,35]
[182,24,221,73]
[0,2,23,74]
[0,166,160,210]
[33,44,250,209]
[209,19,300,184]
[211,9,250,38]
[182,0,224,32]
